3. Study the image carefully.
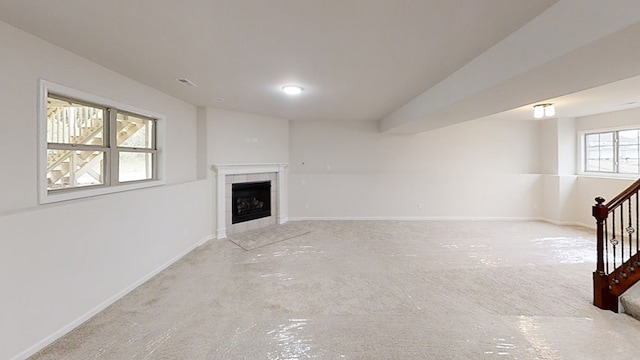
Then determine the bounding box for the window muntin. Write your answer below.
[45,93,157,191]
[584,129,640,175]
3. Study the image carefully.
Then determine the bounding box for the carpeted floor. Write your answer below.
[30,220,640,359]
[228,222,312,250]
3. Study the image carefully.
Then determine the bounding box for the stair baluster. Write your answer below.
[593,179,640,312]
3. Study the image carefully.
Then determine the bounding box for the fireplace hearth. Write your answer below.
[232,181,271,224]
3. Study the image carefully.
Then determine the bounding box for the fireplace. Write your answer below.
[232,181,271,224]
[212,163,287,238]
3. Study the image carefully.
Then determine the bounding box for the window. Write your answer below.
[40,81,163,203]
[584,129,640,174]
[46,96,108,189]
[115,112,156,182]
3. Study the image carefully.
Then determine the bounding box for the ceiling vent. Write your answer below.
[176,78,197,87]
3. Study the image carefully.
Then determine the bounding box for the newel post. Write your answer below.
[593,197,607,274]
[592,196,616,310]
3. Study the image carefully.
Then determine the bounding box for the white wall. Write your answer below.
[0,21,212,360]
[574,176,633,227]
[206,107,289,166]
[540,117,559,175]
[204,107,290,232]
[1,182,211,360]
[577,106,640,132]
[288,118,542,219]
[558,117,576,176]
[196,107,209,180]
[570,107,640,226]
[539,117,579,224]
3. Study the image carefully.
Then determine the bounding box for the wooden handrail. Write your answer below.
[606,178,640,209]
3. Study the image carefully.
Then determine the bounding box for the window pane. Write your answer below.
[586,159,600,172]
[620,144,639,159]
[600,132,614,146]
[585,133,600,147]
[600,159,614,172]
[619,130,640,146]
[47,150,105,190]
[587,148,601,160]
[600,146,613,160]
[47,96,105,146]
[585,132,613,173]
[620,161,640,174]
[117,113,154,149]
[620,142,639,174]
[119,152,153,182]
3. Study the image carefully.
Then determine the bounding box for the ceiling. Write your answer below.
[1,0,640,133]
[476,74,640,123]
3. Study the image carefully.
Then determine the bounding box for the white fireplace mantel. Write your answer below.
[211,163,288,238]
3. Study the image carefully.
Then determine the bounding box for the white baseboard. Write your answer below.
[12,233,215,360]
[288,216,596,230]
[575,222,596,229]
[288,216,542,221]
[538,218,595,229]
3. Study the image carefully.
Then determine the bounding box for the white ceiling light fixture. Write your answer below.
[544,104,555,117]
[533,103,555,119]
[282,85,303,95]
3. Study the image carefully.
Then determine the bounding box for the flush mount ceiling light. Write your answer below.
[533,103,555,119]
[281,85,303,95]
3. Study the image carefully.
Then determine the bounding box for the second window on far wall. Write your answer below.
[585,129,640,174]
[46,94,157,191]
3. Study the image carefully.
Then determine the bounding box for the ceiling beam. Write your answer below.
[379,0,640,134]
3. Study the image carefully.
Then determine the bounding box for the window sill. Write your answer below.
[39,180,165,205]
[577,173,640,181]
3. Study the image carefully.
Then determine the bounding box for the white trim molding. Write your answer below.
[211,163,288,238]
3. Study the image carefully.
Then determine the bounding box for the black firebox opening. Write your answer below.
[232,181,271,224]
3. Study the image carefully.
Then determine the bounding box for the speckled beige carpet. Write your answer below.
[228,222,311,250]
[29,220,640,359]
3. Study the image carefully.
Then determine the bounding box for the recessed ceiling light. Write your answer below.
[282,85,303,95]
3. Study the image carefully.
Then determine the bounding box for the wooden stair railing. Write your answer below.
[593,178,640,312]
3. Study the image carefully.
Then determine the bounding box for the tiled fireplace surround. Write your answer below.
[212,164,288,238]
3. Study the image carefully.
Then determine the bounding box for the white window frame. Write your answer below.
[39,80,165,204]
[579,125,640,179]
